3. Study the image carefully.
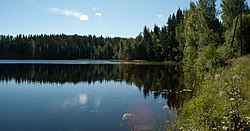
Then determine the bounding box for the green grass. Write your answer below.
[177,55,250,130]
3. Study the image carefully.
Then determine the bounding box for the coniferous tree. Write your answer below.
[179,0,221,80]
[0,9,185,62]
[221,0,249,29]
[221,0,249,57]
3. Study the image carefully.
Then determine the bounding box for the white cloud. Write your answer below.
[156,14,163,18]
[93,7,100,11]
[49,7,89,21]
[93,7,102,18]
[80,14,89,21]
[95,12,102,17]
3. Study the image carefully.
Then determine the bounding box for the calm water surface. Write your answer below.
[0,60,188,131]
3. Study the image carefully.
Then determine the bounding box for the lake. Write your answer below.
[0,60,189,131]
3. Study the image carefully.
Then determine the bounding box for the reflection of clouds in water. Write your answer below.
[63,98,78,107]
[61,94,88,109]
[92,97,101,112]
[79,94,88,109]
[61,94,103,112]
[132,85,138,90]
[79,94,88,106]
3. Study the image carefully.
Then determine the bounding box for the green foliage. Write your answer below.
[222,14,250,58]
[195,44,219,77]
[177,56,250,130]
[221,0,249,29]
[216,44,234,64]
[222,0,249,58]
[175,0,250,130]
[235,14,250,55]
[177,0,223,85]
[113,9,184,62]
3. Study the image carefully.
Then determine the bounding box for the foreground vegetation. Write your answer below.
[173,0,250,130]
[177,55,250,130]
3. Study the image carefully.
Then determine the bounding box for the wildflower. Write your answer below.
[230,98,235,101]
[232,75,241,80]
[219,91,224,96]
[222,126,228,130]
[183,89,192,92]
[162,105,169,110]
[215,74,220,80]
[122,113,133,120]
[230,110,235,114]
[163,89,168,92]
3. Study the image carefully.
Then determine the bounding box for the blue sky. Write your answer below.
[0,0,249,37]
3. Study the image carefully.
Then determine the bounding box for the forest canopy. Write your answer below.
[0,9,184,61]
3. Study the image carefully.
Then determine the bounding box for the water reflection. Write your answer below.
[0,64,191,108]
[93,97,101,112]
[127,98,156,130]
[79,94,88,107]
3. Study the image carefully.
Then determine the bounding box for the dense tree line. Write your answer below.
[0,34,121,59]
[118,9,184,61]
[0,9,184,61]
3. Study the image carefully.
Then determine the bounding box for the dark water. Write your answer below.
[0,60,189,131]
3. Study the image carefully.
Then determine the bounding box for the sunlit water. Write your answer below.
[0,60,185,131]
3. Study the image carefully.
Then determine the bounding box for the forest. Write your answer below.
[0,9,184,61]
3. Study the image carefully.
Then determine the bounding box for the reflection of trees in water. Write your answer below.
[0,64,192,107]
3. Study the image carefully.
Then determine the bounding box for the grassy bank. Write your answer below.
[177,55,250,130]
